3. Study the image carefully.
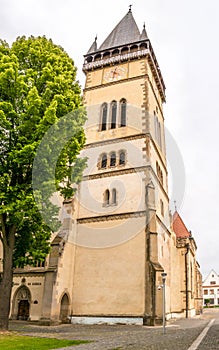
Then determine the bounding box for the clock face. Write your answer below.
[103,65,127,83]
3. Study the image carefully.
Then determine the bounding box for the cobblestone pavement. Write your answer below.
[197,310,219,350]
[9,309,219,350]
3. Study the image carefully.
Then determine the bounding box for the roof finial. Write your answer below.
[129,4,132,12]
[143,22,145,29]
[95,35,97,42]
[174,200,177,212]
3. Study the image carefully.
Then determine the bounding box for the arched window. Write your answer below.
[119,151,125,165]
[120,99,126,127]
[112,188,117,205]
[101,103,107,131]
[104,189,110,205]
[101,154,107,168]
[110,152,116,167]
[110,101,117,129]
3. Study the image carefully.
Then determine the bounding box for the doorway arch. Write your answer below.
[60,293,70,323]
[12,285,31,320]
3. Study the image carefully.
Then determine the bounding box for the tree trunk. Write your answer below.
[0,227,15,330]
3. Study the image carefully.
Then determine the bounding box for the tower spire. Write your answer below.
[140,22,148,40]
[87,35,97,54]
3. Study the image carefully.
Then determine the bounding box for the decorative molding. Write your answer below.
[83,49,149,71]
[77,210,146,224]
[84,133,146,149]
[82,166,147,180]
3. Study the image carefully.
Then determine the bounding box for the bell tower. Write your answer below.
[72,7,171,325]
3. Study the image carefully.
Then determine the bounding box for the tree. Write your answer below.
[0,36,86,330]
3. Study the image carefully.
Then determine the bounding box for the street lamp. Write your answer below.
[161,272,167,335]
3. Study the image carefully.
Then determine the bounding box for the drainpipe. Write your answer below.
[185,243,190,318]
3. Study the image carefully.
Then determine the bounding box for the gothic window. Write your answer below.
[100,103,107,131]
[101,154,107,168]
[110,152,116,167]
[119,151,125,165]
[104,189,110,205]
[112,188,117,204]
[110,101,117,129]
[120,99,127,127]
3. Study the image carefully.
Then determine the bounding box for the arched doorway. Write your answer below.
[12,286,31,320]
[60,293,70,323]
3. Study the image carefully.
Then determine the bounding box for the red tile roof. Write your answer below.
[173,211,191,238]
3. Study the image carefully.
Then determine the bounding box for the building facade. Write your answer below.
[203,270,219,306]
[7,8,202,325]
[171,212,203,317]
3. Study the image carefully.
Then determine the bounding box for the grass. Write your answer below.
[0,333,90,350]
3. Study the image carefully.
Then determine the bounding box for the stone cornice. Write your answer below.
[77,210,146,224]
[84,133,146,149]
[82,165,147,180]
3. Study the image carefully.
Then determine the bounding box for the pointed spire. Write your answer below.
[87,36,97,54]
[99,10,140,50]
[140,22,148,40]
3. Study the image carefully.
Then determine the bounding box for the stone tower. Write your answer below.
[68,7,172,325]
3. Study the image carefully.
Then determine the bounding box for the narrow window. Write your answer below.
[101,154,107,168]
[160,171,163,186]
[110,152,116,167]
[120,99,127,127]
[154,112,158,141]
[101,103,107,131]
[119,151,125,165]
[158,121,162,148]
[160,199,164,216]
[112,188,117,204]
[104,189,110,205]
[111,101,117,129]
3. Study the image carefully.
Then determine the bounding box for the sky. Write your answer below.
[1,0,219,278]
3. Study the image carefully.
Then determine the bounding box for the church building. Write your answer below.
[8,8,202,325]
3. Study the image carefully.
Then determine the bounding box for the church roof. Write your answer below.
[98,8,141,51]
[173,211,191,238]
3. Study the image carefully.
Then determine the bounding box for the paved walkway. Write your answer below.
[9,309,219,350]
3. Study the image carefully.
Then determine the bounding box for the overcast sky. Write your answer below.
[1,0,218,278]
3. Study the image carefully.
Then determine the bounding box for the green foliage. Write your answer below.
[0,36,86,267]
[0,334,90,349]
